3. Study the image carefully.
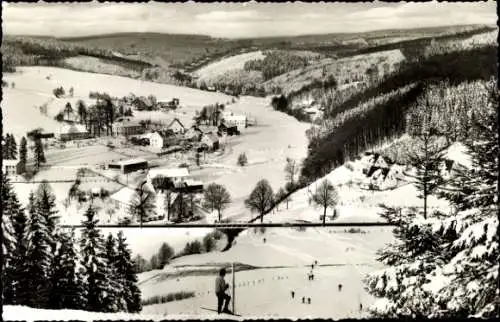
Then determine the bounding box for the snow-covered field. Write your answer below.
[138,226,395,318]
[2,66,232,141]
[189,96,309,222]
[194,51,264,81]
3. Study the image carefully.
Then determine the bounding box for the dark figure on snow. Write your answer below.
[291,291,295,299]
[302,297,305,304]
[307,298,311,304]
[263,238,266,243]
[215,268,231,314]
[359,303,363,311]
[338,284,343,292]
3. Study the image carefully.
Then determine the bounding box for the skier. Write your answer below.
[302,296,305,304]
[215,268,232,314]
[307,298,311,304]
[291,291,295,299]
[338,284,343,292]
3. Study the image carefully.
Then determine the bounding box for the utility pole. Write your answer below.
[232,262,235,314]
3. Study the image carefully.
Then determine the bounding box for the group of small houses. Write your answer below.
[106,159,203,223]
[55,110,247,154]
[359,152,465,191]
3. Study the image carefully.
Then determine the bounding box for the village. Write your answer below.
[2,82,260,225]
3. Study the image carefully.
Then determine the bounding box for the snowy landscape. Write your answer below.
[2,1,498,321]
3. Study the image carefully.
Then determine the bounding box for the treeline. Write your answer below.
[2,178,141,313]
[132,230,223,274]
[350,25,496,61]
[2,36,152,73]
[326,45,497,120]
[300,84,424,182]
[244,50,309,80]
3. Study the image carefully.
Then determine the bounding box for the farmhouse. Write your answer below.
[166,118,186,134]
[149,131,182,149]
[58,124,89,141]
[108,158,148,174]
[222,113,247,131]
[174,179,204,193]
[114,119,144,136]
[184,127,202,141]
[2,159,18,177]
[200,133,220,151]
[110,182,157,219]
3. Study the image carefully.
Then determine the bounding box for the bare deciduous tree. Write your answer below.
[311,179,339,225]
[203,183,231,222]
[245,179,274,223]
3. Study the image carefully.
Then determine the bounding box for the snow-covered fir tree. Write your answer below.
[9,189,28,305]
[48,229,85,310]
[35,181,60,253]
[1,176,18,304]
[429,79,499,318]
[79,206,113,312]
[364,78,499,318]
[21,192,53,308]
[115,231,142,313]
[104,233,126,312]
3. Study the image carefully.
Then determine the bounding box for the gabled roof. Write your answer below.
[167,118,185,129]
[198,125,218,134]
[110,187,136,205]
[59,124,87,134]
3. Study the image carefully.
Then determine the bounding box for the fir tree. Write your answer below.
[1,176,24,304]
[35,181,60,253]
[2,183,17,304]
[49,229,85,310]
[364,79,499,319]
[104,233,125,312]
[115,231,142,313]
[22,192,53,308]
[79,206,113,312]
[18,136,28,174]
[430,79,499,318]
[34,137,46,170]
[2,134,9,159]
[8,134,18,159]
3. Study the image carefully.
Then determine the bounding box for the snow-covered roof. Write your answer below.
[2,159,18,166]
[224,114,246,121]
[148,167,189,179]
[185,179,203,187]
[59,124,87,134]
[110,187,136,205]
[445,142,472,169]
[112,158,148,166]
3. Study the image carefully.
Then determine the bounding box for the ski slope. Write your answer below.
[138,226,395,318]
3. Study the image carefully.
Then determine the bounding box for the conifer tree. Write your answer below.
[430,80,499,318]
[34,137,46,170]
[104,233,125,312]
[49,229,84,310]
[23,192,53,308]
[115,231,142,313]
[2,134,9,159]
[364,79,499,318]
[2,186,16,304]
[1,176,24,304]
[79,206,113,312]
[35,181,60,253]
[8,134,18,159]
[18,136,28,174]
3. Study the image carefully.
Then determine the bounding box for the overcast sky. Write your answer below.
[2,1,496,38]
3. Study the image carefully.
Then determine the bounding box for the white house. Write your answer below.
[57,124,88,141]
[223,113,247,131]
[149,132,167,149]
[2,159,18,177]
[167,118,185,134]
[110,182,157,219]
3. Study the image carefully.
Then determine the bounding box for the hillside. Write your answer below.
[138,226,395,318]
[194,51,265,82]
